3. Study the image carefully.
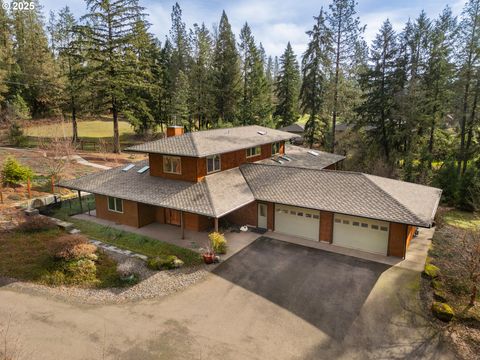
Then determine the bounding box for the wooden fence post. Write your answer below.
[27,178,31,199]
[51,176,55,194]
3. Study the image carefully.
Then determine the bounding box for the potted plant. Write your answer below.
[202,244,215,264]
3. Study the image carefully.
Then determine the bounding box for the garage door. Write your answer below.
[333,214,389,255]
[274,204,320,241]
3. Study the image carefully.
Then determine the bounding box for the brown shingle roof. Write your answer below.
[240,163,441,227]
[258,144,345,170]
[126,125,298,157]
[59,161,254,218]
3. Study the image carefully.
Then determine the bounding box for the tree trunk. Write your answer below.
[112,98,120,153]
[71,97,78,144]
[331,20,342,153]
[469,283,477,307]
[463,73,480,174]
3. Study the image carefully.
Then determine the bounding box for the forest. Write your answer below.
[0,0,479,210]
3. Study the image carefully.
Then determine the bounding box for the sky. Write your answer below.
[40,0,466,58]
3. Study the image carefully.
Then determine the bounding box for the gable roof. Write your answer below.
[259,144,345,170]
[59,161,254,218]
[279,123,305,133]
[240,163,441,228]
[126,125,298,157]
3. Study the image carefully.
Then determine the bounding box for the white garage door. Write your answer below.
[333,214,389,255]
[274,204,320,241]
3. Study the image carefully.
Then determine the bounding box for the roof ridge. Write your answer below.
[362,173,425,225]
[241,162,361,176]
[202,176,219,217]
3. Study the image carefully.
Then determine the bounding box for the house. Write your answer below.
[59,125,442,259]
[279,123,305,144]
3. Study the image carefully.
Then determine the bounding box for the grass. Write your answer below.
[0,227,120,288]
[442,210,480,230]
[25,120,134,138]
[48,197,202,267]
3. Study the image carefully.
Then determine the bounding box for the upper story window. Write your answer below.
[108,196,123,213]
[207,154,221,174]
[271,142,281,155]
[163,156,182,174]
[246,146,261,158]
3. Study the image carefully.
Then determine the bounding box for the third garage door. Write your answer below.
[274,204,320,241]
[333,214,389,255]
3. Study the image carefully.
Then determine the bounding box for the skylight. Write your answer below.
[280,155,292,161]
[122,164,135,172]
[137,166,150,174]
[272,158,284,164]
[257,130,267,135]
[308,150,320,156]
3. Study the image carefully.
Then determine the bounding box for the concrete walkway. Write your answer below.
[74,212,261,261]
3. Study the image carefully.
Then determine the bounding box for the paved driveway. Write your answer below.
[0,237,454,360]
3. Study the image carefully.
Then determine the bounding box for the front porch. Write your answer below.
[74,211,261,261]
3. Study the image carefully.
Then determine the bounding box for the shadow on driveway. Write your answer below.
[213,237,390,341]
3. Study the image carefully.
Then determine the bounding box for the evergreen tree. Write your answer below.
[212,11,241,125]
[80,0,146,153]
[328,0,363,152]
[358,20,398,161]
[0,6,13,106]
[275,42,300,127]
[11,0,61,117]
[300,9,333,148]
[189,23,214,129]
[238,22,270,125]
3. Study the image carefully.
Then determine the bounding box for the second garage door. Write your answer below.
[274,204,320,241]
[333,214,389,255]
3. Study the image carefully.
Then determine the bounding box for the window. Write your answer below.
[290,210,296,215]
[361,223,368,228]
[163,156,181,174]
[313,214,320,219]
[297,212,303,217]
[305,213,312,218]
[380,226,388,232]
[107,196,123,213]
[282,209,288,214]
[271,142,281,155]
[246,146,261,158]
[371,224,379,230]
[335,218,341,223]
[207,154,221,174]
[343,220,350,225]
[353,221,359,226]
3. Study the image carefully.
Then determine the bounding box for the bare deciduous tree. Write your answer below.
[39,136,77,181]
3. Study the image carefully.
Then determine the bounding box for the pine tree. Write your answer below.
[80,0,146,153]
[300,9,333,148]
[189,23,214,129]
[328,0,363,152]
[275,42,300,127]
[11,0,61,117]
[0,5,13,106]
[358,20,398,161]
[212,11,241,125]
[457,0,480,174]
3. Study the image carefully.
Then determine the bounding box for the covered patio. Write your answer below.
[74,211,261,260]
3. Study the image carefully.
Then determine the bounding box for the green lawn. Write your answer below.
[25,120,134,138]
[442,210,480,230]
[49,197,202,267]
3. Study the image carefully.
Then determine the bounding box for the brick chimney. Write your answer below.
[166,125,184,137]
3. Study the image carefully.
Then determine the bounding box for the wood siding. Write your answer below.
[388,222,407,258]
[95,195,141,228]
[319,211,334,243]
[149,153,199,182]
[223,201,257,227]
[149,141,285,182]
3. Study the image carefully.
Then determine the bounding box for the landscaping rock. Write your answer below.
[433,289,447,303]
[423,264,440,279]
[431,301,454,322]
[24,208,39,216]
[68,228,81,235]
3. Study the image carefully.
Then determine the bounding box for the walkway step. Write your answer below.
[89,239,148,261]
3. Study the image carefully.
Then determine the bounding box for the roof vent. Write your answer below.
[308,150,320,157]
[137,166,150,174]
[122,164,135,172]
[272,158,284,164]
[280,155,292,161]
[257,131,267,135]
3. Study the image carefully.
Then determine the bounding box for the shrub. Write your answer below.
[49,234,97,261]
[8,121,27,147]
[458,166,480,212]
[431,301,454,322]
[11,94,30,119]
[147,255,183,270]
[65,259,98,285]
[17,216,56,233]
[209,232,227,254]
[1,156,34,187]
[423,264,440,279]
